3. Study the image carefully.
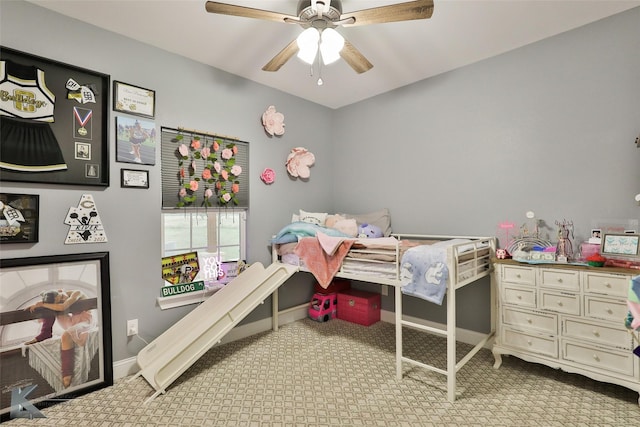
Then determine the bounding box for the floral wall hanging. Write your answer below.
[260,168,276,185]
[262,105,285,136]
[176,135,242,207]
[286,147,315,179]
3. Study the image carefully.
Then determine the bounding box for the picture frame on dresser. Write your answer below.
[0,46,110,187]
[0,252,112,420]
[601,233,640,257]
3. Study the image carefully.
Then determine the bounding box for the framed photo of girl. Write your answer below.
[0,252,112,420]
[0,46,110,187]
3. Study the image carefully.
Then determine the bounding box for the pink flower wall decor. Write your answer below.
[262,105,285,136]
[286,147,315,179]
[260,168,276,184]
[175,132,243,207]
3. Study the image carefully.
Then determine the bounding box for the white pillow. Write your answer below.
[299,209,328,226]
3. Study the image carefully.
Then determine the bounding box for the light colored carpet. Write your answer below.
[4,318,639,426]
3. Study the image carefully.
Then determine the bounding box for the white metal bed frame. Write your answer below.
[272,233,496,402]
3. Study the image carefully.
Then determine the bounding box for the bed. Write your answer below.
[270,209,496,402]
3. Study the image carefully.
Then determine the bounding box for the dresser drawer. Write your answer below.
[539,290,580,315]
[584,295,628,323]
[502,285,536,308]
[502,328,557,358]
[583,272,630,298]
[503,307,557,335]
[562,339,635,377]
[562,317,632,350]
[539,268,580,291]
[502,265,535,285]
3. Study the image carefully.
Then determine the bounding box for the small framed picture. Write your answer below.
[0,193,39,244]
[601,233,640,257]
[120,168,149,189]
[113,81,155,118]
[75,142,92,160]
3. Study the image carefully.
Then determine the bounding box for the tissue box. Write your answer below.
[580,243,601,260]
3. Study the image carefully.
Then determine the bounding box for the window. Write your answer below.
[161,210,246,262]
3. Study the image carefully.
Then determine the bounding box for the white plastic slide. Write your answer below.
[132,262,296,403]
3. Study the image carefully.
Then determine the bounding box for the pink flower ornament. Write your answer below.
[262,105,285,136]
[178,144,189,157]
[260,168,276,185]
[230,165,242,177]
[221,148,233,160]
[286,147,315,179]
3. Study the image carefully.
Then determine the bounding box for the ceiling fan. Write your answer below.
[205,0,434,74]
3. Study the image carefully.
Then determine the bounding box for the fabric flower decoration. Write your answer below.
[221,148,233,160]
[191,139,201,150]
[230,165,242,176]
[178,144,189,157]
[260,168,275,184]
[204,188,213,199]
[262,105,285,136]
[200,147,210,159]
[189,180,199,191]
[286,147,315,179]
[202,168,212,180]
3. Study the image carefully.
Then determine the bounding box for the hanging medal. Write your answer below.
[73,107,93,139]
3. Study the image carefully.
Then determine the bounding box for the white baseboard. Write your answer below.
[113,306,491,380]
[113,304,310,380]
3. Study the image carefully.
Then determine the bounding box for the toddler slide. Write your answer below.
[132,262,296,403]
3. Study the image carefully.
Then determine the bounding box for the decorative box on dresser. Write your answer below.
[492,259,640,404]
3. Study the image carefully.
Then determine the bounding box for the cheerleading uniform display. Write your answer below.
[0,59,67,172]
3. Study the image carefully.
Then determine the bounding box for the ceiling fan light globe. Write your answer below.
[296,28,320,64]
[320,28,344,65]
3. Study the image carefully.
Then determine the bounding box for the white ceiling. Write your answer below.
[27,0,640,109]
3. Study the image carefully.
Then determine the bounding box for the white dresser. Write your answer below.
[492,260,640,402]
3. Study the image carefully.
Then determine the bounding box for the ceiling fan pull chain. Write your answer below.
[317,52,324,86]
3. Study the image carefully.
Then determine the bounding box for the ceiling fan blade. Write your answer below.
[262,39,300,72]
[340,40,373,74]
[340,0,434,27]
[205,1,297,23]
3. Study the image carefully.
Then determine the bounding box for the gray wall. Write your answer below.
[332,7,640,328]
[1,1,638,362]
[0,0,333,362]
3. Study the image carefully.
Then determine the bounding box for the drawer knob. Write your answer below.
[605,282,611,288]
[607,309,613,314]
[527,318,532,324]
[517,295,522,300]
[592,330,600,337]
[557,301,563,307]
[593,354,600,362]
[557,278,563,283]
[527,340,532,346]
[516,274,521,279]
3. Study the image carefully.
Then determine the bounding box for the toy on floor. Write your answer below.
[308,292,337,322]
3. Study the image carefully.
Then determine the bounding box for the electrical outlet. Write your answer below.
[127,319,138,336]
[381,285,388,296]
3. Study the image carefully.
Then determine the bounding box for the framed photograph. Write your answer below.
[0,252,112,420]
[0,193,39,244]
[113,81,155,118]
[121,168,149,189]
[601,233,640,257]
[116,116,156,165]
[0,46,109,187]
